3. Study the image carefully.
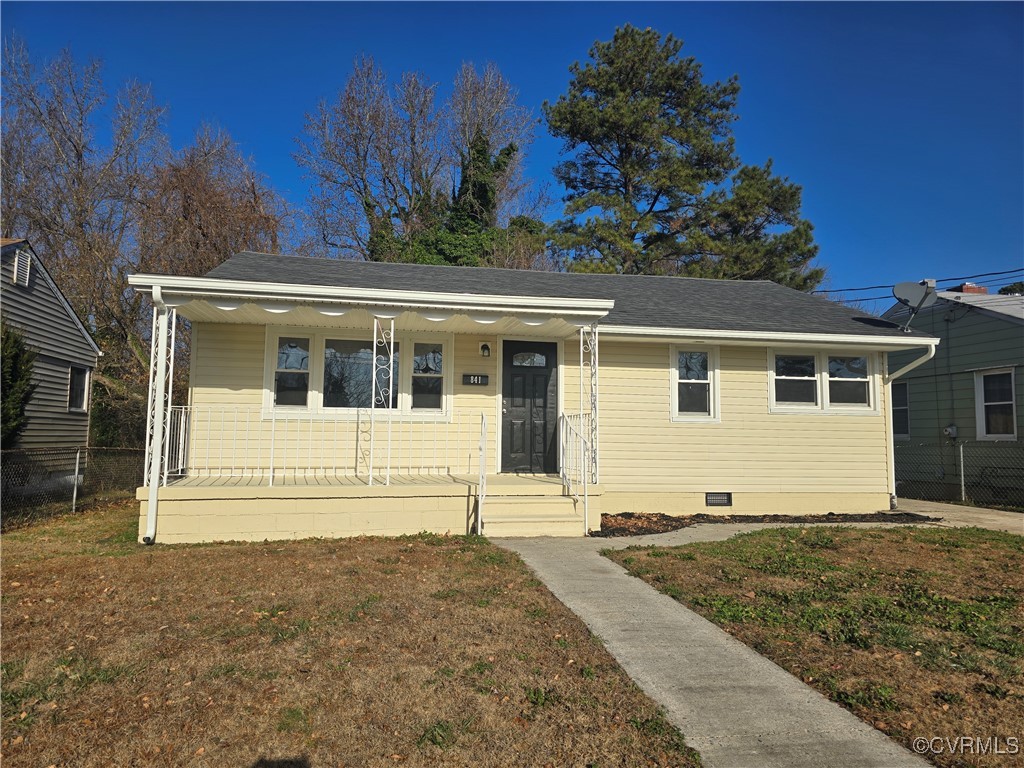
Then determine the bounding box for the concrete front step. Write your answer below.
[482,495,590,537]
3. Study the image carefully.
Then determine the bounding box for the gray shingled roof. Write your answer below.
[204,251,929,339]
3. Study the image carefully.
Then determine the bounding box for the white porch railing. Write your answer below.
[161,406,490,486]
[560,412,592,533]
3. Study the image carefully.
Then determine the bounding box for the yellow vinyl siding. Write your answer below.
[596,341,889,494]
[186,323,498,475]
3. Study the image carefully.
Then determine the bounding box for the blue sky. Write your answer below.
[3,2,1022,313]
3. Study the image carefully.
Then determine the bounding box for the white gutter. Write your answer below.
[127,273,614,319]
[883,344,937,384]
[602,324,941,351]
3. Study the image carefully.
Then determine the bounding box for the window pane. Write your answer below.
[828,356,867,379]
[512,352,546,367]
[775,355,815,377]
[776,379,817,404]
[277,337,309,371]
[275,372,309,406]
[323,340,398,408]
[413,343,443,375]
[678,351,708,381]
[892,382,908,409]
[983,373,1013,403]
[893,409,910,436]
[412,377,443,409]
[985,403,1015,435]
[678,382,710,414]
[830,380,869,405]
[69,368,88,410]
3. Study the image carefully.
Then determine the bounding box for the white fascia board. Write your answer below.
[600,323,940,350]
[19,242,102,357]
[128,273,613,319]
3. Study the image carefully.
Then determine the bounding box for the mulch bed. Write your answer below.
[592,511,942,537]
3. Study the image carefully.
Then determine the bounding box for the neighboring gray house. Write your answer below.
[1,239,100,451]
[884,282,1024,506]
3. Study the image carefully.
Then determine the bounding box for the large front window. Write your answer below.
[323,340,399,409]
[267,331,447,414]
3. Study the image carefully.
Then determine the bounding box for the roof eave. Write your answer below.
[127,273,614,321]
[600,324,939,350]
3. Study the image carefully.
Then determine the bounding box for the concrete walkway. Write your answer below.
[498,506,1022,768]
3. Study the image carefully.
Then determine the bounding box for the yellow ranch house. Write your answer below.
[129,252,939,544]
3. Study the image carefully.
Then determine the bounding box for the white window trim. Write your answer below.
[974,367,1017,441]
[768,349,880,415]
[670,345,720,423]
[68,365,90,413]
[262,326,454,421]
[891,380,911,440]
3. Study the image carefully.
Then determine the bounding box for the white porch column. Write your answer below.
[580,323,600,484]
[143,290,174,544]
[369,316,395,486]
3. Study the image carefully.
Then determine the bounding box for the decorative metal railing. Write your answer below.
[159,406,490,487]
[559,412,591,533]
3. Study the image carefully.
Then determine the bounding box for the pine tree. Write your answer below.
[544,25,823,289]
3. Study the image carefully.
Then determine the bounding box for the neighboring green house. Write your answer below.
[885,283,1024,506]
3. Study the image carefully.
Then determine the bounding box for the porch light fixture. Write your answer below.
[480,343,491,358]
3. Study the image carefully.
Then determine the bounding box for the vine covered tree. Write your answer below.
[296,59,547,268]
[544,25,823,289]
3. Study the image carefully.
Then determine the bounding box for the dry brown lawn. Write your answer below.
[2,499,701,767]
[606,526,1024,768]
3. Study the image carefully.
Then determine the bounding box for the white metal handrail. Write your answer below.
[163,406,489,487]
[477,413,487,535]
[560,412,591,534]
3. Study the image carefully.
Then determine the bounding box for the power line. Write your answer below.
[813,267,1024,294]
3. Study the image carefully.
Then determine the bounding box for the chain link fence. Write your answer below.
[1,447,145,529]
[894,440,1024,510]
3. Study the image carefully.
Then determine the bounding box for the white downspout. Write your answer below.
[882,342,938,509]
[143,288,170,544]
[883,343,937,385]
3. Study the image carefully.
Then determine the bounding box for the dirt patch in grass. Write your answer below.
[593,511,941,538]
[1,500,701,767]
[605,526,1024,767]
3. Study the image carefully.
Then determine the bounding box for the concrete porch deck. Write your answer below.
[138,473,600,543]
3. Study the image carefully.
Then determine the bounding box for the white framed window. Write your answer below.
[891,381,910,438]
[825,355,871,408]
[769,350,878,414]
[264,328,450,417]
[670,346,719,422]
[773,353,818,407]
[68,366,89,412]
[274,336,311,407]
[974,368,1016,440]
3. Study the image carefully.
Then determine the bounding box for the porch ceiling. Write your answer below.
[170,300,592,337]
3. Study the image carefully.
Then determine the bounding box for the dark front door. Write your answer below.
[502,341,558,473]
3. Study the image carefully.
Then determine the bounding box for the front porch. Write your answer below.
[130,268,608,543]
[137,472,602,543]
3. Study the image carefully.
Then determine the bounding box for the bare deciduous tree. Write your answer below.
[296,57,541,260]
[1,39,290,445]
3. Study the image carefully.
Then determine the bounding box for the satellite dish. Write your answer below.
[892,280,937,333]
[893,281,938,309]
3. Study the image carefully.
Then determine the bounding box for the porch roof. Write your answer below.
[129,251,940,349]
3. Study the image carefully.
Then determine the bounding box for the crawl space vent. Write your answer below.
[705,492,732,507]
